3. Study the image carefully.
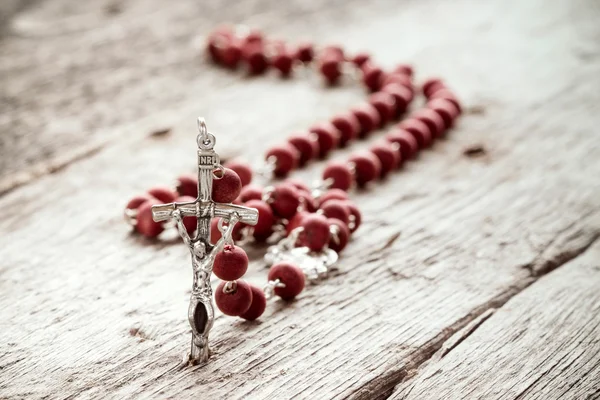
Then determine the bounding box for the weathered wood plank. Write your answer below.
[0,0,384,193]
[1,0,600,399]
[391,240,600,400]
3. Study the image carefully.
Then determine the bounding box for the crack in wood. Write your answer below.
[379,231,402,252]
[0,142,104,197]
[439,308,496,359]
[463,144,487,158]
[526,227,600,278]
[370,234,600,400]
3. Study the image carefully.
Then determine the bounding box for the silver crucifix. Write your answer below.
[151,118,258,364]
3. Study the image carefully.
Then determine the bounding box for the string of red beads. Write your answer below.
[125,25,462,323]
[205,26,422,180]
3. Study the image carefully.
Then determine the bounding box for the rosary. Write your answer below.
[124,25,461,364]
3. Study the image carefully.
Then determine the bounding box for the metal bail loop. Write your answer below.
[197,117,207,135]
[197,117,216,150]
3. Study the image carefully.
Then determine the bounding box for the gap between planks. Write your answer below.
[389,236,600,400]
[348,232,600,400]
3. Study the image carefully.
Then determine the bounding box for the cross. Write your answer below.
[151,118,258,364]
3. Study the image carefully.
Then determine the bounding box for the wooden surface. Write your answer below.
[1,0,599,399]
[392,240,600,400]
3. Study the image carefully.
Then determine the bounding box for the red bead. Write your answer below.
[269,183,300,219]
[323,161,354,191]
[295,42,314,63]
[240,285,267,321]
[176,196,197,234]
[245,199,275,241]
[362,64,386,92]
[428,98,461,128]
[382,83,412,117]
[398,119,433,148]
[206,26,233,64]
[319,188,349,205]
[213,244,249,281]
[348,152,382,186]
[220,39,242,69]
[242,29,264,45]
[239,185,263,203]
[148,186,177,204]
[136,200,164,238]
[386,128,419,161]
[298,196,319,213]
[288,133,319,166]
[370,143,400,177]
[351,104,381,137]
[422,78,444,97]
[342,201,362,233]
[206,39,222,64]
[215,280,253,316]
[382,73,412,91]
[426,82,447,99]
[265,144,300,178]
[212,168,242,203]
[298,190,317,213]
[210,218,244,244]
[427,88,455,100]
[286,211,308,235]
[299,214,331,252]
[176,174,198,198]
[393,64,413,77]
[412,108,446,138]
[351,52,370,68]
[331,112,360,146]
[242,42,269,75]
[286,178,311,194]
[284,179,316,212]
[284,181,316,212]
[224,160,252,187]
[268,263,305,300]
[210,218,221,243]
[429,90,462,114]
[272,49,294,77]
[309,123,340,158]
[322,45,345,61]
[319,54,342,85]
[320,199,350,225]
[125,195,152,212]
[368,92,396,126]
[427,82,448,99]
[328,218,350,253]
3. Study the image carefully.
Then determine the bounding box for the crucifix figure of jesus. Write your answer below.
[151,118,258,364]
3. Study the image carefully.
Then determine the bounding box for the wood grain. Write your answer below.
[392,240,600,400]
[1,0,600,399]
[0,0,382,194]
